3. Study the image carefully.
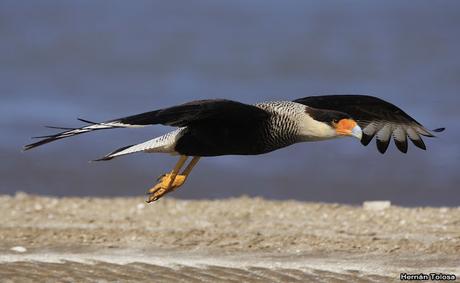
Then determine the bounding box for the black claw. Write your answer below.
[146,195,154,203]
[146,196,157,203]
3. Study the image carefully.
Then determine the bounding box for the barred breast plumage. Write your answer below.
[174,101,307,156]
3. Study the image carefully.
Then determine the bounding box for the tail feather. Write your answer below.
[23,119,142,151]
[77,118,99,124]
[44,126,76,130]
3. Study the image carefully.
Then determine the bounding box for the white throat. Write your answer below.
[296,113,337,141]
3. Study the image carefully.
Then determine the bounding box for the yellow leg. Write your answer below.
[167,155,189,187]
[181,156,200,175]
[147,156,200,203]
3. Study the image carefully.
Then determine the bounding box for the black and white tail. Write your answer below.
[24,99,261,151]
[23,118,143,151]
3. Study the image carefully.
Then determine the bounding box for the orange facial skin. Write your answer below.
[335,118,358,136]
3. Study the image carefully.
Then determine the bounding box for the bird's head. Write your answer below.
[301,108,363,140]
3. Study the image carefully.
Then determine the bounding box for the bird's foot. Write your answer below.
[146,173,187,203]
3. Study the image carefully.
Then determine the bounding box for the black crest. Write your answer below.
[305,107,351,126]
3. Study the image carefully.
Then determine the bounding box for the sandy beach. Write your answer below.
[0,193,459,282]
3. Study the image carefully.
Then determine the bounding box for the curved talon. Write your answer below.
[147,189,165,203]
[146,156,200,203]
[146,173,187,202]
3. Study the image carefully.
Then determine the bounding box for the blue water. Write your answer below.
[1,1,459,205]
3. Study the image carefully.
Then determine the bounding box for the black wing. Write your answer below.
[294,95,444,154]
[24,99,269,151]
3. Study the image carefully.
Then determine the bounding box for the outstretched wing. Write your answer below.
[24,99,269,151]
[294,95,444,154]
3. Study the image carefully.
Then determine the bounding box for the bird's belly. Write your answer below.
[174,127,287,156]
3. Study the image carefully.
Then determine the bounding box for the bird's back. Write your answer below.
[175,101,303,156]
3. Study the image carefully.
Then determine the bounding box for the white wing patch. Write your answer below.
[363,122,379,136]
[405,127,420,140]
[392,126,406,142]
[376,124,392,142]
[360,121,436,153]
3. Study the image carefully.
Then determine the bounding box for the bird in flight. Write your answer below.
[24,95,444,202]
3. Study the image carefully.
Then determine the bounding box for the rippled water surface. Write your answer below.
[1,1,459,205]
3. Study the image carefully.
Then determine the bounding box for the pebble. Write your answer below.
[363,201,391,211]
[14,192,28,200]
[10,246,27,253]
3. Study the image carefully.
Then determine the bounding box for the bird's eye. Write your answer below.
[333,119,338,124]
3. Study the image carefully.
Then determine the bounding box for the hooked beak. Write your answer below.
[335,119,363,140]
[351,124,363,140]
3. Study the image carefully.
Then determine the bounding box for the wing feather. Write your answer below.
[405,127,427,150]
[361,122,379,146]
[393,126,408,153]
[376,124,392,154]
[294,95,444,153]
